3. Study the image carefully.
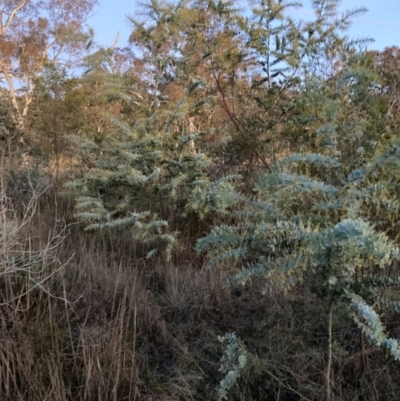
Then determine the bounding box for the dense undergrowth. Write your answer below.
[2,171,400,401]
[2,0,400,400]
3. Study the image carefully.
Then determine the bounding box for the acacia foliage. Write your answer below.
[65,83,238,260]
[3,0,400,400]
[66,0,371,249]
[197,66,400,375]
[61,2,400,396]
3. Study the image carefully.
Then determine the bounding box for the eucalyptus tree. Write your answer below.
[0,0,97,128]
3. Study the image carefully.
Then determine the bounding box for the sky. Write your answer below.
[88,0,400,50]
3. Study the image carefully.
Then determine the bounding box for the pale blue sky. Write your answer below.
[88,0,400,50]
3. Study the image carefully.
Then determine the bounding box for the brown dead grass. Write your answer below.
[2,177,400,401]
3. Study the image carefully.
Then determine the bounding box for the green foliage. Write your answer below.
[350,295,400,361]
[186,175,241,220]
[219,0,370,175]
[217,332,248,400]
[0,92,22,153]
[198,61,400,363]
[66,84,237,259]
[6,0,400,400]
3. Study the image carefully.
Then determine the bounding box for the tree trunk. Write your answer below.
[326,302,334,401]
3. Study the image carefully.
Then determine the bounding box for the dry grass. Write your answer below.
[1,171,400,401]
[0,177,224,400]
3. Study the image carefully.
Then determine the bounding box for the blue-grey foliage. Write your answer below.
[198,81,400,370]
[217,332,248,400]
